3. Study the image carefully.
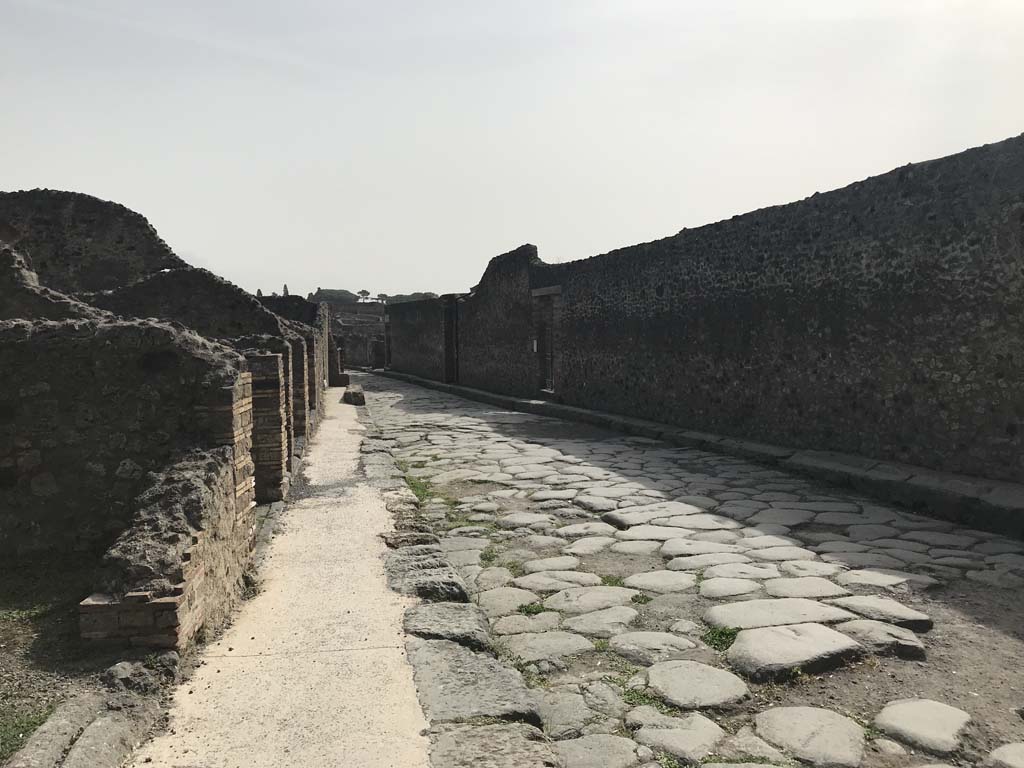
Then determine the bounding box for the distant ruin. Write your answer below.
[0,190,341,649]
[386,134,1024,487]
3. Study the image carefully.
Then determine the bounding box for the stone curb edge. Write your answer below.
[373,369,1024,540]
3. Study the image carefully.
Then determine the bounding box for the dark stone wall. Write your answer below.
[89,268,284,339]
[0,318,244,555]
[388,297,447,381]
[0,244,107,321]
[544,134,1024,483]
[0,190,187,294]
[386,134,1024,484]
[456,244,540,397]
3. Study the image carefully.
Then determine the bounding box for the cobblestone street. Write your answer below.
[361,374,1024,768]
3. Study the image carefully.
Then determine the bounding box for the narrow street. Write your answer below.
[361,373,1024,768]
[129,392,430,768]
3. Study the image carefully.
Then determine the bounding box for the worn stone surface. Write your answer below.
[430,723,559,768]
[502,631,595,662]
[835,620,925,659]
[984,743,1024,768]
[628,706,725,763]
[404,603,491,651]
[543,586,639,614]
[563,606,638,638]
[477,587,539,617]
[874,698,971,754]
[643,660,749,709]
[705,598,856,629]
[406,639,538,724]
[727,623,863,680]
[609,632,701,665]
[756,706,865,767]
[825,596,933,631]
[552,734,648,768]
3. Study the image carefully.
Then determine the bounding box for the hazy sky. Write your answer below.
[3,1,1023,297]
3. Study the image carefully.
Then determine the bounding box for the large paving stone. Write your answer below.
[779,561,846,578]
[703,563,781,580]
[643,660,749,709]
[536,689,598,739]
[552,733,649,768]
[749,508,816,526]
[627,706,725,763]
[763,577,851,598]
[617,525,697,541]
[477,587,539,617]
[623,570,697,593]
[984,743,1024,768]
[558,522,618,539]
[524,556,579,573]
[835,568,940,589]
[747,546,819,562]
[874,698,971,754]
[656,513,742,530]
[699,577,763,598]
[492,612,562,635]
[476,566,514,592]
[603,502,704,528]
[661,540,744,558]
[407,639,539,724]
[668,553,752,570]
[563,536,617,554]
[825,596,933,631]
[404,603,491,651]
[498,512,555,529]
[502,631,594,662]
[609,632,701,665]
[705,598,856,629]
[430,723,558,768]
[756,706,865,767]
[563,606,638,637]
[835,620,925,659]
[543,586,639,614]
[513,571,603,592]
[715,725,787,764]
[727,623,863,680]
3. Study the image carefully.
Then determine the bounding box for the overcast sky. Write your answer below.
[3,1,1023,297]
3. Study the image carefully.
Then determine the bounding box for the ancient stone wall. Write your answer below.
[245,354,289,502]
[258,296,331,428]
[0,244,107,321]
[388,134,1024,484]
[387,297,447,381]
[455,245,540,397]
[0,190,187,294]
[0,318,245,555]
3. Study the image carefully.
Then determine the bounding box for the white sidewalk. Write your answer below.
[130,394,429,768]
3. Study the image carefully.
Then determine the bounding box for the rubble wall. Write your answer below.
[0,190,187,294]
[455,244,539,397]
[0,318,244,555]
[387,297,447,381]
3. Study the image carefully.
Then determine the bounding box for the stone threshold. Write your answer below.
[374,370,1024,540]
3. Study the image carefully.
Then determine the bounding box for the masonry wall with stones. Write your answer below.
[387,297,448,382]
[387,134,1024,485]
[258,295,331,431]
[0,188,334,650]
[455,244,541,397]
[0,189,188,293]
[0,318,246,556]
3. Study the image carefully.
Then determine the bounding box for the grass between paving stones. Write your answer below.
[702,626,739,651]
[631,592,653,605]
[480,546,499,566]
[0,705,53,761]
[592,638,610,651]
[656,753,683,768]
[600,575,625,587]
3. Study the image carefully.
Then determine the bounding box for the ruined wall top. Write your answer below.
[0,189,188,294]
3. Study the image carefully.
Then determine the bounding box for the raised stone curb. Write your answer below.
[374,370,1024,538]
